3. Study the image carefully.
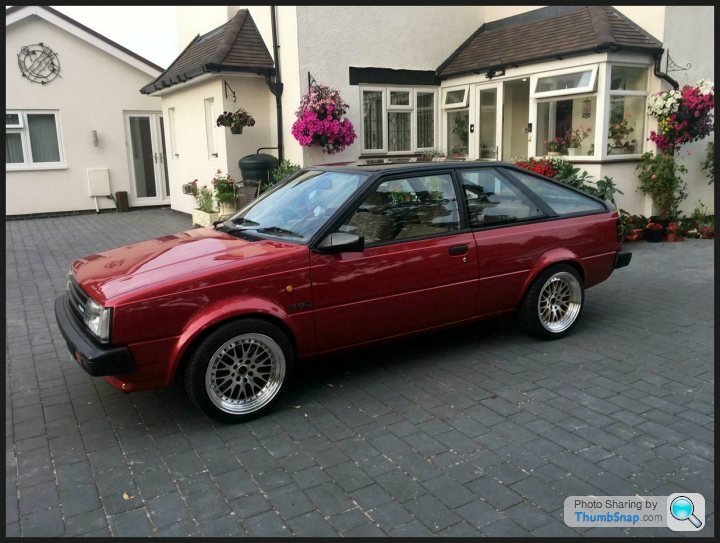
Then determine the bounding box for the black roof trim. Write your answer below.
[349,67,439,86]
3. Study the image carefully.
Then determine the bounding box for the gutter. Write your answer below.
[270,5,284,161]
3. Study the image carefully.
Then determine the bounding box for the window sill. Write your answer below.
[6,163,68,172]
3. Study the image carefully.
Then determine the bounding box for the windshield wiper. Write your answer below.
[255,226,303,238]
[230,217,259,226]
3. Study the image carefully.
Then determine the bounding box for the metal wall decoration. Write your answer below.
[17,43,61,84]
[223,80,237,102]
[665,50,692,74]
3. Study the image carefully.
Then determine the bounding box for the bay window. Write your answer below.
[6,110,64,169]
[536,96,597,156]
[607,65,647,156]
[361,87,437,154]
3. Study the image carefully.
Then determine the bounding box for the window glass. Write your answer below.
[389,91,410,106]
[536,70,593,93]
[6,113,21,127]
[610,66,647,91]
[537,97,596,156]
[505,169,605,215]
[608,96,644,155]
[5,133,24,163]
[363,90,384,150]
[460,169,544,227]
[444,89,466,106]
[388,111,411,152]
[338,174,459,244]
[416,92,434,148]
[27,114,60,162]
[447,110,469,157]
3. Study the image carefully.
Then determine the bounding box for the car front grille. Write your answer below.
[67,277,89,326]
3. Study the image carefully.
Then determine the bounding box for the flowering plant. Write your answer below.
[189,180,215,213]
[636,152,687,218]
[666,221,679,233]
[513,157,558,177]
[216,108,256,131]
[291,83,356,154]
[647,80,714,152]
[546,137,566,153]
[608,116,635,149]
[700,225,715,238]
[211,169,236,204]
[645,221,664,231]
[565,127,592,148]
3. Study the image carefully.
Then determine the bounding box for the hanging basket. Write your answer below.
[230,126,243,134]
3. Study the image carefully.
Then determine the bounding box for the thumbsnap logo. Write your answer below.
[667,493,704,531]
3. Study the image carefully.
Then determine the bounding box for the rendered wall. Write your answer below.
[5,15,161,215]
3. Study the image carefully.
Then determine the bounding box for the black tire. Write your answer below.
[184,319,295,423]
[518,264,585,340]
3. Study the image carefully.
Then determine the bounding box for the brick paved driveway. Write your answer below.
[5,209,714,537]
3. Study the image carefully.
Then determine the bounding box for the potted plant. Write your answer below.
[546,137,566,156]
[212,169,237,216]
[190,181,219,227]
[291,82,356,154]
[608,116,634,155]
[644,220,664,243]
[665,221,679,242]
[216,108,256,134]
[700,225,715,239]
[565,127,591,156]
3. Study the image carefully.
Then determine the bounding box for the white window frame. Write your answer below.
[203,97,216,160]
[534,93,598,159]
[6,110,66,171]
[6,111,23,128]
[531,64,599,99]
[360,86,438,155]
[603,63,649,160]
[442,85,469,109]
[167,107,178,158]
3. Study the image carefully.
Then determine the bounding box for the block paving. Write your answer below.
[5,209,714,536]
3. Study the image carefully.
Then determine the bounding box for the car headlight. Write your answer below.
[84,298,111,342]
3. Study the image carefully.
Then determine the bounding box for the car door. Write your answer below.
[458,167,549,316]
[310,171,479,352]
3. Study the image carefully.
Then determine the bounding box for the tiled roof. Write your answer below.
[141,9,274,94]
[437,6,663,78]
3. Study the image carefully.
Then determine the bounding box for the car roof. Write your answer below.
[305,160,516,175]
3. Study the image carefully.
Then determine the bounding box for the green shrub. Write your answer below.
[265,159,302,192]
[636,151,688,218]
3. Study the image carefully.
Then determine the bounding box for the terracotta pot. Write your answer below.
[666,232,677,242]
[625,233,640,242]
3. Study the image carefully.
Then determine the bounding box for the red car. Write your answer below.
[56,162,631,422]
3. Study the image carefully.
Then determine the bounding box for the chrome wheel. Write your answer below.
[204,333,286,415]
[537,271,582,333]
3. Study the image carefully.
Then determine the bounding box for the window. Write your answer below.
[506,169,606,215]
[442,85,469,108]
[460,169,544,227]
[447,110,469,157]
[168,107,178,158]
[338,173,459,244]
[204,98,216,159]
[361,87,437,154]
[6,110,64,169]
[607,65,647,156]
[537,96,597,156]
[532,66,598,98]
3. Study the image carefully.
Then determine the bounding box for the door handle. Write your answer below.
[448,244,468,256]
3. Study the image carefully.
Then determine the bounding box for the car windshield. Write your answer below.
[226,170,369,243]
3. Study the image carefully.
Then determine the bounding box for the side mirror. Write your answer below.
[316,232,364,253]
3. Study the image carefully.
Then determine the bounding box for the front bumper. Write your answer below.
[614,250,632,269]
[54,294,135,376]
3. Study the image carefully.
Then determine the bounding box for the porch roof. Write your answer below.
[437,6,663,79]
[140,9,274,94]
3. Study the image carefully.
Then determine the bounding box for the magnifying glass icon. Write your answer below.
[670,496,702,528]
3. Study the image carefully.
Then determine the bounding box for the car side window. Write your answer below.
[502,169,606,216]
[460,169,544,227]
[337,173,460,244]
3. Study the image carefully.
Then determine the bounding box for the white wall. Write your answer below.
[6,15,161,215]
[295,5,484,166]
[662,5,715,214]
[160,74,274,214]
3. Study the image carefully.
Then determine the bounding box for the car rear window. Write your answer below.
[503,168,606,216]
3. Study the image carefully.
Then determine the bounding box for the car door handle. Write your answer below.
[448,244,468,256]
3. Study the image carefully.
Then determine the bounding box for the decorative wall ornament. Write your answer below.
[582,98,592,119]
[17,43,61,84]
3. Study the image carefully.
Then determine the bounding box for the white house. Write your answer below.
[5,5,164,216]
[144,5,714,218]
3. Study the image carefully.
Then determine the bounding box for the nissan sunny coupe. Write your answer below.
[56,161,631,422]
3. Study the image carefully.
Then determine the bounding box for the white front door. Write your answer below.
[124,112,169,206]
[474,83,503,160]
